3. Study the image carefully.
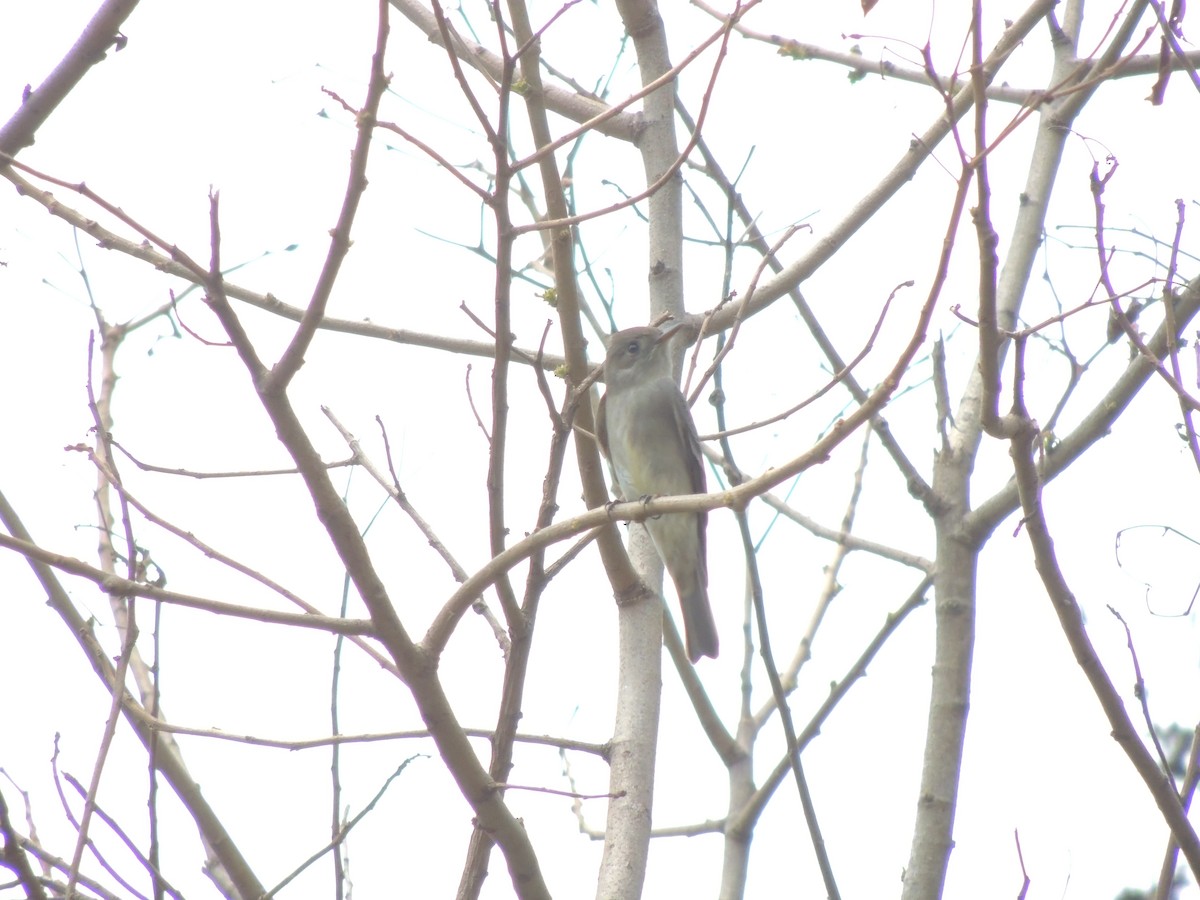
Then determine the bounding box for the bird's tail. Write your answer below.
[680,589,719,663]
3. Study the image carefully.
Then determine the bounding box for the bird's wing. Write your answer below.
[595,392,609,460]
[671,387,708,586]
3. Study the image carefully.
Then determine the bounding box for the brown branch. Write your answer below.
[1014,829,1031,898]
[263,757,421,899]
[192,51,551,900]
[428,0,501,144]
[969,276,1200,539]
[691,0,1200,105]
[455,4,572,894]
[86,439,399,680]
[482,0,523,646]
[1156,724,1200,899]
[1009,399,1200,879]
[0,532,374,636]
[463,363,493,443]
[102,716,611,756]
[511,0,758,177]
[65,603,138,898]
[699,0,1057,334]
[4,165,563,369]
[708,446,933,571]
[0,789,48,900]
[709,304,840,898]
[1147,0,1200,102]
[325,408,472,585]
[971,14,1015,441]
[674,103,935,509]
[696,279,913,439]
[1107,606,1177,791]
[1160,200,1200,471]
[387,0,639,142]
[61,772,183,900]
[269,5,392,388]
[372,113,492,202]
[0,0,139,157]
[325,406,514,652]
[751,428,878,731]
[1,155,210,281]
[110,440,356,478]
[16,839,126,900]
[508,5,742,236]
[683,224,804,404]
[729,578,931,833]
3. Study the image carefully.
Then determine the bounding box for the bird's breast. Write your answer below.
[604,378,695,500]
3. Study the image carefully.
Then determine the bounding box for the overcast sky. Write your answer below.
[3,2,1200,898]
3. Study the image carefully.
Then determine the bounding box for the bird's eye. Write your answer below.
[626,340,640,354]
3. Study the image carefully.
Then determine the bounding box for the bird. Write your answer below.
[596,324,718,662]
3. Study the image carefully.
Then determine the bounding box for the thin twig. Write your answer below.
[66,601,138,898]
[263,756,425,898]
[1107,605,1178,793]
[509,2,745,235]
[270,1,392,388]
[61,772,183,900]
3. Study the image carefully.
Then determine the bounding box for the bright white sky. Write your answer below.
[2,2,1200,899]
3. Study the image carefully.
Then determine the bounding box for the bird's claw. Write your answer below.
[640,494,663,520]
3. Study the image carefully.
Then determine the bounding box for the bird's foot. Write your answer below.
[640,494,663,520]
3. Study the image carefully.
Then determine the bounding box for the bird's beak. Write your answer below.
[655,322,688,345]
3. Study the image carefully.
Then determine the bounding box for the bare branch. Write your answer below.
[270,6,392,387]
[1009,385,1200,879]
[387,0,639,141]
[0,0,138,157]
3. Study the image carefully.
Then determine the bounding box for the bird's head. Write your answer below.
[604,323,686,391]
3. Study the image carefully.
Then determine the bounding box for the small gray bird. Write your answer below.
[596,324,718,662]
